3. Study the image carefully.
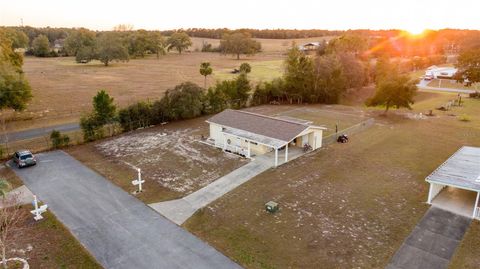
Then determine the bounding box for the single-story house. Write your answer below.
[426,146,480,219]
[206,109,326,166]
[425,66,458,79]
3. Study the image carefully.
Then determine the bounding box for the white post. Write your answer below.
[137,168,142,192]
[223,135,227,151]
[285,143,288,162]
[276,148,279,166]
[247,141,251,158]
[427,183,433,204]
[472,191,480,219]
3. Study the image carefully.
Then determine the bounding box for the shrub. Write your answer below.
[161,82,206,120]
[459,114,471,122]
[469,91,480,99]
[118,102,154,131]
[80,114,104,142]
[50,130,70,149]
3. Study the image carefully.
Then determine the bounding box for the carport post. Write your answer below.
[472,192,480,219]
[427,183,433,204]
[223,135,227,151]
[274,148,278,167]
[285,143,288,162]
[247,141,251,158]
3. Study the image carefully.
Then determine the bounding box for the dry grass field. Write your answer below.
[8,36,335,133]
[183,92,480,269]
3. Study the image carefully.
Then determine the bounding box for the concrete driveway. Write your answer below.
[387,207,471,269]
[12,151,240,269]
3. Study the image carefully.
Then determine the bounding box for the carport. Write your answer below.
[426,146,480,219]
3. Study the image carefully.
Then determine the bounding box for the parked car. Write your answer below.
[13,150,37,168]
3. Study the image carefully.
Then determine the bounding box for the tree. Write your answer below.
[325,34,368,56]
[220,32,261,60]
[93,90,117,125]
[0,30,33,152]
[64,28,96,56]
[146,32,166,59]
[456,48,480,84]
[283,45,315,103]
[95,33,129,66]
[199,62,213,88]
[50,130,70,149]
[313,54,347,103]
[32,34,50,57]
[367,73,417,112]
[80,90,116,141]
[167,32,192,54]
[0,194,25,269]
[239,63,251,74]
[161,82,205,120]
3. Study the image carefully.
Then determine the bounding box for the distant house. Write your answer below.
[426,146,480,219]
[206,109,325,166]
[53,39,65,53]
[425,66,458,79]
[298,42,324,54]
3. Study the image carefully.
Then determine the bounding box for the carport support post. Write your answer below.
[473,191,480,219]
[427,183,433,204]
[274,148,278,167]
[223,135,227,151]
[285,143,288,162]
[247,141,251,158]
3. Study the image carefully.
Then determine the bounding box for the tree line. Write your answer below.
[4,26,480,59]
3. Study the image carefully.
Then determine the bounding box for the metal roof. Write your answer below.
[222,127,286,148]
[426,146,480,192]
[207,109,313,142]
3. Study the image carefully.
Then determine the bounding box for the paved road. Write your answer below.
[12,151,240,269]
[1,122,80,143]
[386,207,471,269]
[417,79,476,94]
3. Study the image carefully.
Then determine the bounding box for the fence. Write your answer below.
[322,118,375,146]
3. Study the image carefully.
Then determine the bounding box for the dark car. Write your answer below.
[13,150,37,168]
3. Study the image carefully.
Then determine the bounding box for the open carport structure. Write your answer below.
[426,146,480,219]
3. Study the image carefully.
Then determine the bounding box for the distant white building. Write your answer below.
[425,66,458,80]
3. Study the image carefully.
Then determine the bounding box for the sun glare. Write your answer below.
[405,27,426,36]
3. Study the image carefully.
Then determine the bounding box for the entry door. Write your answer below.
[302,134,309,146]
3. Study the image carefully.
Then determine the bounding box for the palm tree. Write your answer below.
[0,179,9,198]
[199,62,213,88]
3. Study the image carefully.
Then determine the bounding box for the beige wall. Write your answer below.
[209,122,271,156]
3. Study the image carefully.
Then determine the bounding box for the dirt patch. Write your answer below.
[69,117,247,203]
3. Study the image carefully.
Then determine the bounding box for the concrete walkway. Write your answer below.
[12,151,240,269]
[0,185,34,208]
[151,148,306,225]
[150,154,274,225]
[387,207,471,269]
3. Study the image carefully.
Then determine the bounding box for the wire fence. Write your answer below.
[322,118,375,146]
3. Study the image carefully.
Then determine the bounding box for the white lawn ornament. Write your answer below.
[30,195,48,221]
[131,168,145,193]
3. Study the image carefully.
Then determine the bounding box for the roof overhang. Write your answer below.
[222,127,287,149]
[425,146,480,192]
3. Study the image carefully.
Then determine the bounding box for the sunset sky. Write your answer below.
[1,0,478,31]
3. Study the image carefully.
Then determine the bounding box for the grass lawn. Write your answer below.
[213,60,283,82]
[11,207,101,268]
[184,93,480,268]
[449,222,480,268]
[427,79,480,91]
[0,164,23,190]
